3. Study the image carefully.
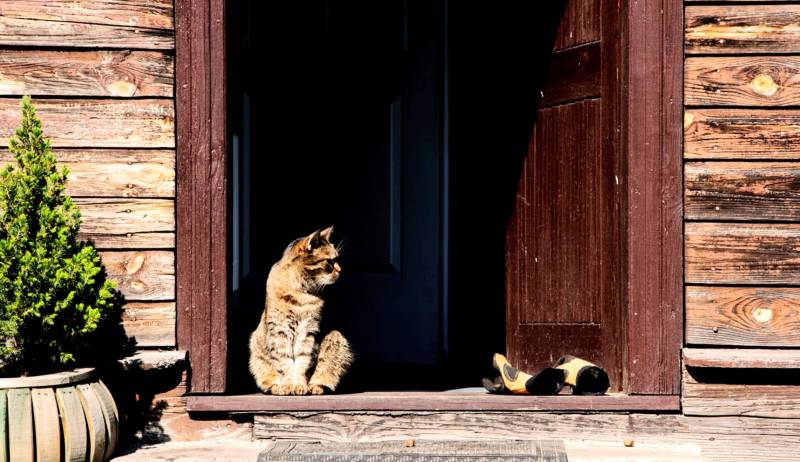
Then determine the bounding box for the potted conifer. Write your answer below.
[0,96,120,461]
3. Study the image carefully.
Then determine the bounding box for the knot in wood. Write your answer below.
[750,73,779,97]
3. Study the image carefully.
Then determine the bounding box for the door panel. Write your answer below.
[506,0,623,390]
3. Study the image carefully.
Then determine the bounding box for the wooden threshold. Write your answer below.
[683,347,800,369]
[187,391,680,413]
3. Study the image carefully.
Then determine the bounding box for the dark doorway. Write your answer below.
[228,0,450,391]
[225,0,618,393]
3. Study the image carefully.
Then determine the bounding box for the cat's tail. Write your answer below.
[309,330,353,392]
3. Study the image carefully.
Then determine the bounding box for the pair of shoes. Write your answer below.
[482,353,610,395]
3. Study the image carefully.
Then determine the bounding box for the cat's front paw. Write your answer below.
[309,384,326,395]
[270,384,292,396]
[292,384,309,395]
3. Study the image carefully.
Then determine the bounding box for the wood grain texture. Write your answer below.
[0,99,174,148]
[684,348,800,369]
[122,302,176,347]
[685,109,800,160]
[685,57,800,107]
[254,412,800,462]
[77,384,106,462]
[540,43,600,108]
[0,1,173,49]
[0,390,6,462]
[685,162,800,221]
[683,368,800,418]
[624,0,684,395]
[176,0,228,393]
[7,388,33,462]
[31,388,61,462]
[686,223,800,285]
[75,198,174,249]
[0,50,173,97]
[56,387,88,462]
[188,393,679,413]
[0,150,175,198]
[99,251,174,301]
[553,0,599,50]
[91,381,118,461]
[686,6,800,54]
[686,286,800,347]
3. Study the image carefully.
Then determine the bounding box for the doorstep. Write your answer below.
[187,390,680,412]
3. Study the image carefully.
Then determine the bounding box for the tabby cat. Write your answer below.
[249,227,353,395]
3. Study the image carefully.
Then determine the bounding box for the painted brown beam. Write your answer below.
[685,109,800,160]
[0,150,175,198]
[175,0,228,393]
[683,348,800,369]
[685,162,800,221]
[686,286,800,347]
[0,99,175,149]
[75,198,174,249]
[0,1,173,49]
[187,393,680,413]
[686,223,800,285]
[0,50,173,98]
[122,302,175,348]
[624,0,683,394]
[99,250,174,302]
[686,6,800,54]
[685,56,800,107]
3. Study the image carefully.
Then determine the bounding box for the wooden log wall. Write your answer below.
[0,1,176,348]
[684,0,800,418]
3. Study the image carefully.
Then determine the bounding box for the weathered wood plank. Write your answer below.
[76,384,106,462]
[91,381,118,461]
[122,302,175,347]
[0,150,175,198]
[0,1,173,49]
[686,6,800,54]
[75,198,174,249]
[0,99,174,148]
[686,56,800,107]
[254,412,800,462]
[0,390,6,462]
[685,162,800,221]
[188,393,679,413]
[7,388,33,462]
[686,286,800,347]
[683,368,800,418]
[684,348,800,369]
[685,109,800,160]
[31,388,61,462]
[686,223,800,285]
[0,50,173,97]
[56,387,88,462]
[99,251,174,301]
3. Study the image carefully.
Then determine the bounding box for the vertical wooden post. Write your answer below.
[624,0,683,394]
[175,0,228,393]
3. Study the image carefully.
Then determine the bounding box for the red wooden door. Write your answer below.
[506,0,623,390]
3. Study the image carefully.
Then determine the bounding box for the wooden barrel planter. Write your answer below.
[0,368,118,462]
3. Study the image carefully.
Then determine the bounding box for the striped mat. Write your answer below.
[259,440,568,462]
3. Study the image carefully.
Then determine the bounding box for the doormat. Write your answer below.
[258,440,568,462]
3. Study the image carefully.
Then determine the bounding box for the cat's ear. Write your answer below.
[320,226,334,242]
[303,229,323,252]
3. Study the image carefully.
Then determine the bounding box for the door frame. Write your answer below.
[174,0,683,396]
